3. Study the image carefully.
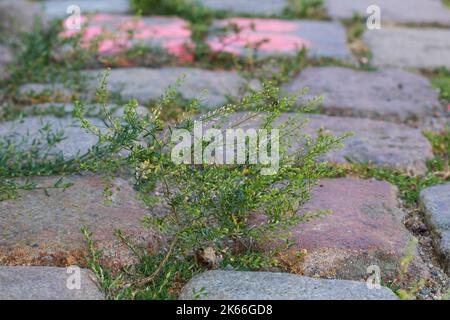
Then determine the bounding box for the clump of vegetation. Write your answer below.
[342,15,373,68]
[424,128,450,177]
[283,0,328,20]
[5,18,90,92]
[69,72,345,299]
[131,0,218,23]
[429,68,450,102]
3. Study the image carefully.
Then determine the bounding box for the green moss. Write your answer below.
[282,0,328,20]
[342,15,373,66]
[430,68,450,102]
[130,0,221,23]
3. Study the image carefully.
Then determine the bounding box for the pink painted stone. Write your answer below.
[208,18,354,61]
[256,178,428,284]
[209,18,310,55]
[60,15,194,62]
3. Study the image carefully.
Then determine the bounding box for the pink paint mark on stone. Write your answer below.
[98,38,132,55]
[163,38,195,62]
[60,15,194,61]
[81,26,104,41]
[208,18,311,56]
[134,23,191,40]
[219,17,299,32]
[90,14,116,22]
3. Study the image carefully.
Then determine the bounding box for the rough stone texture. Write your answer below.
[199,0,288,16]
[0,175,155,267]
[0,266,103,300]
[208,18,354,62]
[17,83,77,102]
[254,178,428,283]
[179,271,399,300]
[0,0,44,35]
[213,113,433,174]
[0,116,101,159]
[283,67,442,123]
[84,67,256,108]
[0,44,13,81]
[43,0,130,18]
[420,183,450,273]
[364,28,450,69]
[325,0,450,26]
[60,15,193,62]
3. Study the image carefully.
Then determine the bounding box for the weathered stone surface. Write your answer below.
[0,0,44,35]
[179,271,399,300]
[214,113,433,174]
[0,116,101,159]
[255,178,428,283]
[364,28,450,69]
[208,18,354,62]
[17,83,76,102]
[60,15,193,62]
[0,266,103,300]
[43,0,130,18]
[283,67,442,123]
[420,183,450,273]
[0,175,154,266]
[325,0,450,26]
[84,67,256,108]
[199,0,288,16]
[0,44,13,81]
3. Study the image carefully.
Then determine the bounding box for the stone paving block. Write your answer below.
[0,266,103,300]
[43,0,130,18]
[364,27,450,69]
[0,0,44,35]
[0,116,101,159]
[17,83,77,102]
[207,18,354,62]
[0,175,155,267]
[420,183,450,273]
[198,0,288,16]
[179,270,399,300]
[60,15,194,62]
[325,0,450,26]
[84,67,256,107]
[283,67,442,123]
[251,178,429,283]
